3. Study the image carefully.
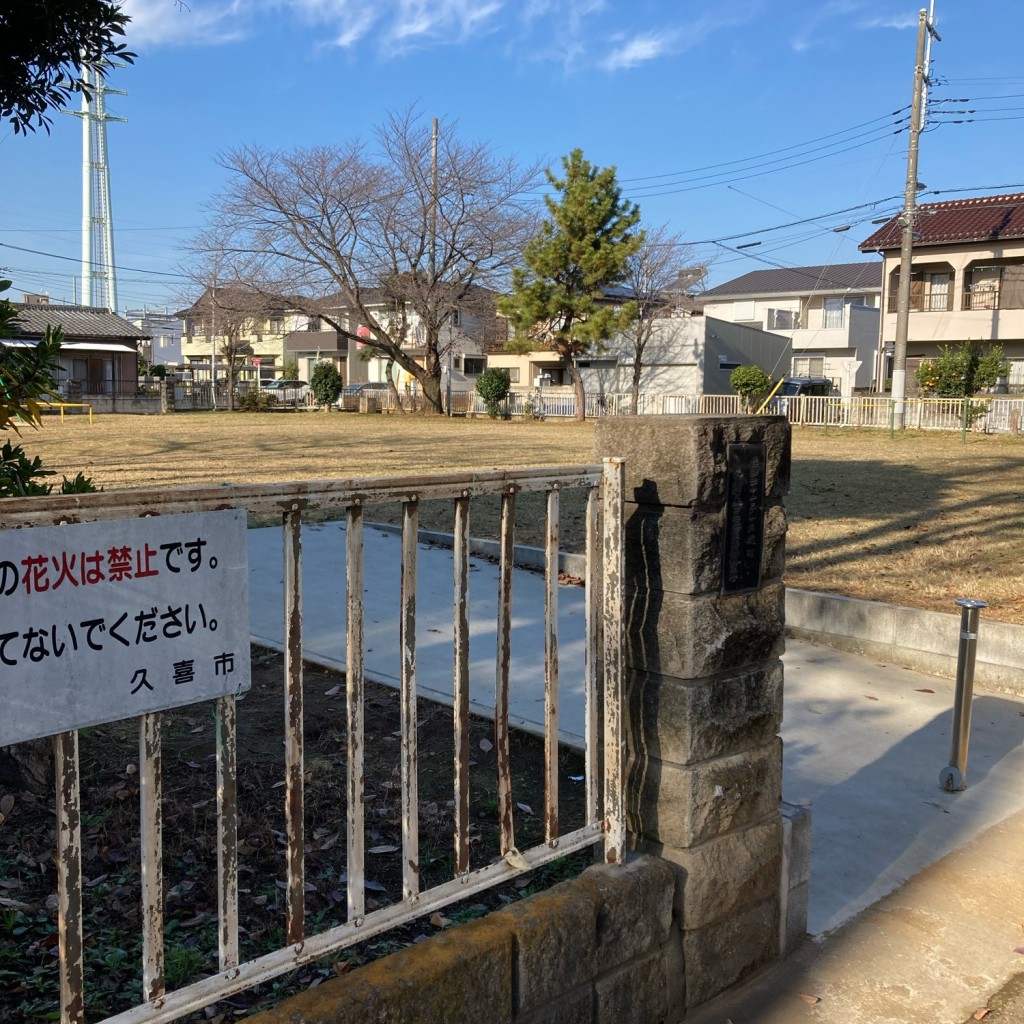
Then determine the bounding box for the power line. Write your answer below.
[615,108,911,183]
[0,241,187,278]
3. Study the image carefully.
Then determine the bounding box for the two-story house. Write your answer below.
[700,263,882,393]
[859,192,1024,392]
[177,286,288,382]
[289,286,500,389]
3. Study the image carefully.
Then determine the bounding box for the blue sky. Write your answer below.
[4,0,1024,311]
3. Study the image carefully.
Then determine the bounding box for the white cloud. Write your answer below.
[120,0,251,47]
[860,13,919,30]
[599,10,752,73]
[790,0,861,53]
[792,2,919,53]
[602,32,674,72]
[120,0,503,51]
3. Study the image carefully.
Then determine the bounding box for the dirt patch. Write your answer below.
[0,647,587,1022]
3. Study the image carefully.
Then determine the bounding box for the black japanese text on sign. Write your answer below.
[0,510,251,746]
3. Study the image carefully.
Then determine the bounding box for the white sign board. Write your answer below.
[0,510,251,746]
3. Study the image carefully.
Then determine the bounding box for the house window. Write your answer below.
[450,309,461,327]
[767,308,799,330]
[793,356,825,377]
[507,367,520,383]
[718,356,741,371]
[823,298,844,329]
[269,315,285,333]
[306,316,321,331]
[926,273,950,312]
[463,356,486,375]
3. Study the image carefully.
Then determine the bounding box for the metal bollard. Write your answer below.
[939,598,987,792]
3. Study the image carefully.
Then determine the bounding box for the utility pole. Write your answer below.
[891,7,939,429]
[210,262,218,410]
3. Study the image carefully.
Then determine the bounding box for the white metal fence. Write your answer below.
[418,389,1024,433]
[0,463,626,1024]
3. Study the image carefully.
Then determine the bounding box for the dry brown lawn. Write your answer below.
[12,411,1024,624]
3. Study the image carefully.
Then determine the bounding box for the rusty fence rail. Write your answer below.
[0,462,626,1024]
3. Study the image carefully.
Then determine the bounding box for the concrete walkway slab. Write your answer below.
[248,521,589,745]
[782,643,1024,936]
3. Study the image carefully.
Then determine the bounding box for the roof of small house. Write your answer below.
[701,263,881,299]
[12,304,149,341]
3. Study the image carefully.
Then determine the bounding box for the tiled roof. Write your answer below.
[12,304,149,340]
[859,192,1024,251]
[701,262,881,298]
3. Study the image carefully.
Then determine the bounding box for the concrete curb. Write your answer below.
[785,588,1024,698]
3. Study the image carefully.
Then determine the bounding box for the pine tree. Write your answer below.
[499,149,644,421]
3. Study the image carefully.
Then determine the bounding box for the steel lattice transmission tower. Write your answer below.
[67,64,126,311]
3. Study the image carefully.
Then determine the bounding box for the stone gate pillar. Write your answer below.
[594,414,796,1012]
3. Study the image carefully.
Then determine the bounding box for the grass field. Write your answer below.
[9,411,1024,625]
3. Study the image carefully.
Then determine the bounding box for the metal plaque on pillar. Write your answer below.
[722,442,766,593]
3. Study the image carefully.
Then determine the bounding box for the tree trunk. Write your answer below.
[419,373,444,414]
[630,358,642,416]
[568,362,587,422]
[384,357,403,412]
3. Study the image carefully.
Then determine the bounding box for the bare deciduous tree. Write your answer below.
[620,226,707,414]
[198,109,541,413]
[179,250,287,411]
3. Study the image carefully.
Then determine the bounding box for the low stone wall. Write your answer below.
[81,394,163,415]
[786,589,1024,698]
[249,857,682,1024]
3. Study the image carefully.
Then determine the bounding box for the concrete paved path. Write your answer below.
[247,522,1024,957]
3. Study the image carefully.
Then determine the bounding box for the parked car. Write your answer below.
[777,376,835,397]
[260,379,309,403]
[337,380,390,410]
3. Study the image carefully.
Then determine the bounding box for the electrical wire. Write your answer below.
[615,109,910,183]
[0,241,187,278]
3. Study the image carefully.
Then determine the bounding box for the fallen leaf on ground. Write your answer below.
[973,1008,990,1020]
[798,993,821,1004]
[429,912,451,928]
[517,802,533,814]
[479,738,493,752]
[324,685,341,697]
[367,844,399,854]
[915,688,935,694]
[864,695,880,701]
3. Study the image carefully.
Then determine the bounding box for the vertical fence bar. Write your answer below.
[584,486,600,825]
[495,488,516,856]
[453,494,472,874]
[139,713,165,1001]
[400,498,420,900]
[216,695,239,970]
[601,458,626,864]
[346,502,366,921]
[55,731,85,1024]
[283,507,305,943]
[544,486,560,844]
